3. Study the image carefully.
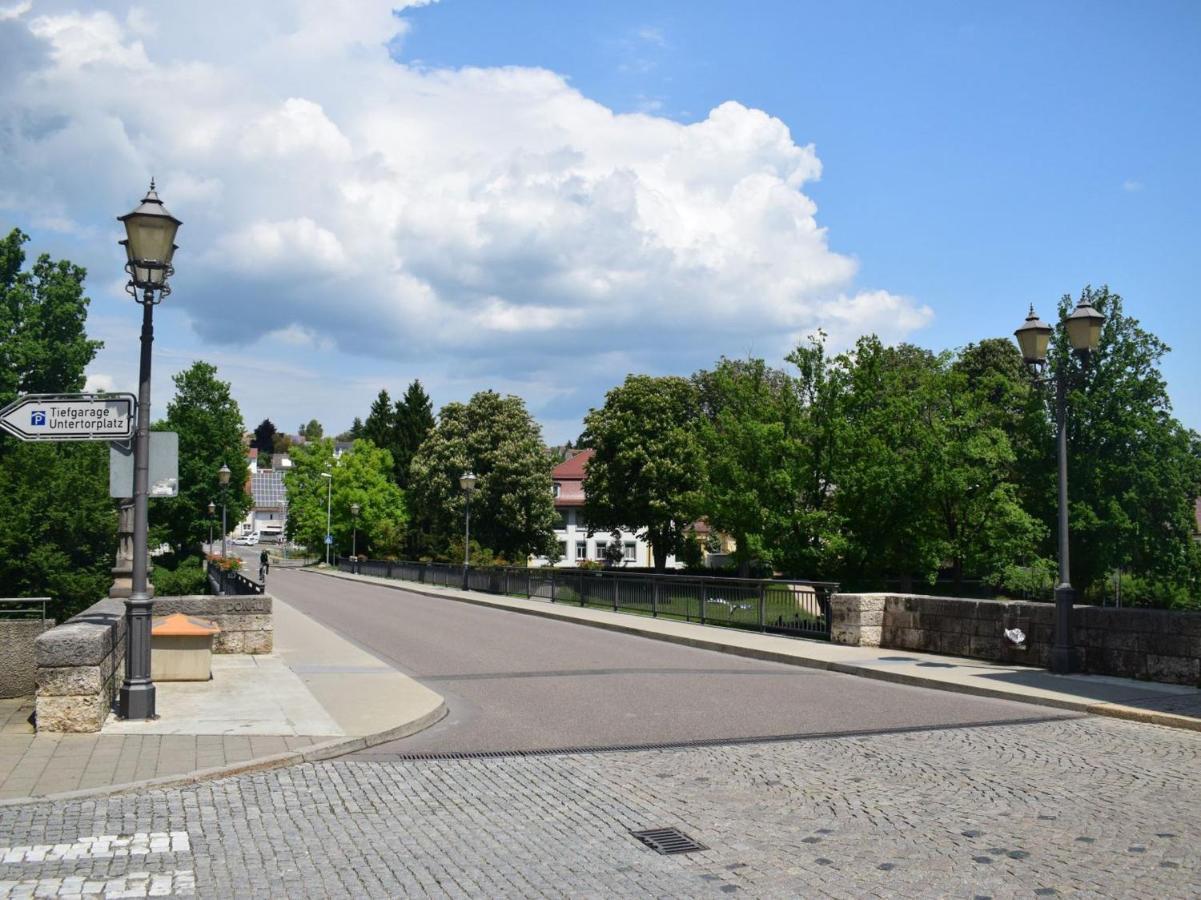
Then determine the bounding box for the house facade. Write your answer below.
[530,449,679,568]
[230,450,288,541]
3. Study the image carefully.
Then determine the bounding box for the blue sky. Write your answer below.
[401,0,1201,422]
[2,0,1199,438]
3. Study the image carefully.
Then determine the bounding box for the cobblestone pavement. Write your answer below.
[1,715,1198,898]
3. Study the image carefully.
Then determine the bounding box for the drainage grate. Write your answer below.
[630,827,708,855]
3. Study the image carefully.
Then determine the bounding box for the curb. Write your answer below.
[0,694,447,809]
[305,568,1201,735]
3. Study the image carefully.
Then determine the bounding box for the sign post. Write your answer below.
[0,393,136,442]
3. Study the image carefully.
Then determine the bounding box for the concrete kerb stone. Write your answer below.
[304,567,1201,735]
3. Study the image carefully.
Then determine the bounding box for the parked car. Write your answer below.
[232,533,260,546]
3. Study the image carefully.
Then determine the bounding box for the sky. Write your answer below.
[2,0,1199,442]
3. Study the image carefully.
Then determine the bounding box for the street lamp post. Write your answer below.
[207,501,215,558]
[218,465,231,559]
[321,471,332,565]
[350,502,360,562]
[1014,298,1105,674]
[116,180,181,721]
[459,471,477,589]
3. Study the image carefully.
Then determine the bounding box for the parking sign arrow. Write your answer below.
[0,393,137,442]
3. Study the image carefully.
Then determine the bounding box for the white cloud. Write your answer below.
[0,1,31,21]
[1,0,929,435]
[1122,179,1144,193]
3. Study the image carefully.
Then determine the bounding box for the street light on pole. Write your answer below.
[350,502,360,560]
[459,470,477,589]
[218,465,231,559]
[321,471,332,565]
[116,179,181,721]
[1014,297,1105,675]
[207,501,215,557]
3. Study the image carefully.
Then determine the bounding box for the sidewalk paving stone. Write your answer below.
[0,599,444,805]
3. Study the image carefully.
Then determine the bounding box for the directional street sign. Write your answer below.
[324,534,334,545]
[0,393,136,442]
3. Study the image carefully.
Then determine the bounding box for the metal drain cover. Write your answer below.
[630,827,708,855]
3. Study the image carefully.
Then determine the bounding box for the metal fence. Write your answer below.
[207,566,265,596]
[337,558,836,640]
[0,597,49,626]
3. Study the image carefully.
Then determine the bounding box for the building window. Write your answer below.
[552,482,561,498]
[558,541,568,560]
[594,541,607,560]
[575,541,587,561]
[553,509,567,531]
[623,542,637,561]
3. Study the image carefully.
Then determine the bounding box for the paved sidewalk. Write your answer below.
[0,599,444,804]
[311,568,1201,730]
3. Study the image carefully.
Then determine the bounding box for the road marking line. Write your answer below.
[0,832,189,863]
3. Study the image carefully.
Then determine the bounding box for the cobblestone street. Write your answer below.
[1,715,1198,898]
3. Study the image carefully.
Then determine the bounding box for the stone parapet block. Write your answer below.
[36,665,104,697]
[35,694,108,732]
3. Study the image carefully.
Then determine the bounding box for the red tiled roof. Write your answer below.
[552,448,594,480]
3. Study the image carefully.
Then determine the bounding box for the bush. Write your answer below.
[153,556,208,595]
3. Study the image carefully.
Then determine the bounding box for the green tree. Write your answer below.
[154,362,251,557]
[0,229,113,615]
[1050,286,1201,601]
[833,339,946,588]
[252,419,277,456]
[926,360,1044,591]
[391,379,435,488]
[362,389,393,450]
[0,229,102,403]
[694,358,801,576]
[283,438,406,557]
[583,375,704,571]
[779,334,849,577]
[408,391,556,561]
[0,443,117,615]
[299,419,324,441]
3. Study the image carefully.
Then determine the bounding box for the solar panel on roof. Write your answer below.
[251,470,287,508]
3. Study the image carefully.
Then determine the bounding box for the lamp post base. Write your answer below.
[118,681,157,720]
[1050,583,1076,675]
[118,595,157,720]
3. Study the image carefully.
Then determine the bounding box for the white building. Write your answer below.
[531,449,678,568]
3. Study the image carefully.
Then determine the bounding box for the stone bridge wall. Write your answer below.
[34,594,273,733]
[0,618,56,699]
[831,593,1201,685]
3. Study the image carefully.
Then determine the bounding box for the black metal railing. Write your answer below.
[336,558,836,640]
[207,566,265,596]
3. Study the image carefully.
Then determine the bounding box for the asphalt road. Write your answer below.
[268,568,1074,755]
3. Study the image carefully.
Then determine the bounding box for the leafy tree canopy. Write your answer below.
[283,438,407,558]
[409,391,556,561]
[583,375,704,571]
[153,362,251,557]
[1051,286,1201,599]
[0,229,113,615]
